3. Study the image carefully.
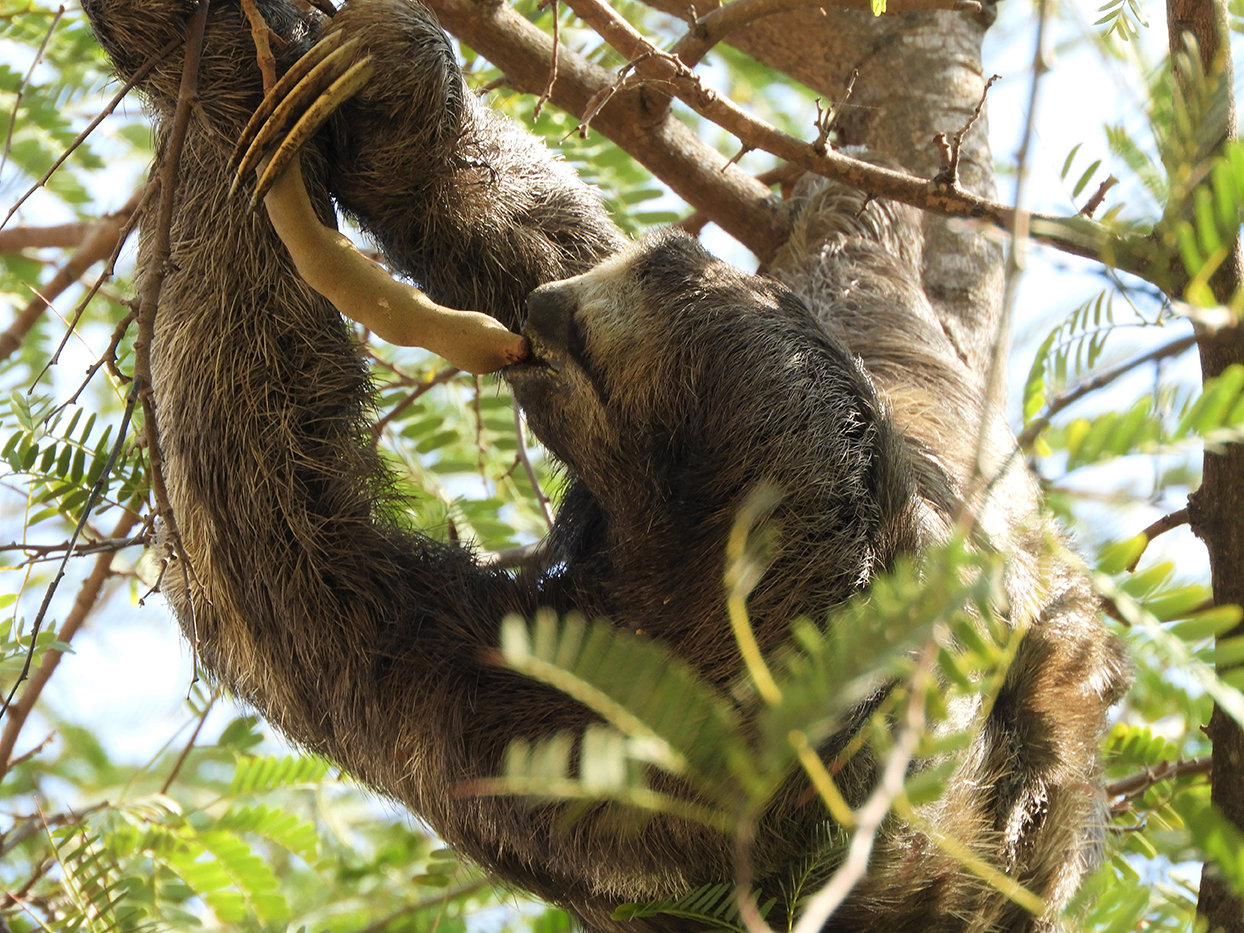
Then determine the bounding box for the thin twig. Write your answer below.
[355,880,491,933]
[0,534,146,564]
[159,698,214,793]
[933,74,999,188]
[1079,175,1118,218]
[131,0,212,635]
[1,33,185,232]
[964,4,1043,505]
[29,185,148,382]
[1017,334,1199,451]
[4,732,55,771]
[513,403,554,529]
[60,306,138,411]
[0,190,143,364]
[240,0,278,92]
[0,393,139,720]
[678,163,802,235]
[370,367,461,442]
[1107,755,1212,809]
[533,0,560,119]
[0,5,64,180]
[0,509,140,780]
[1125,507,1192,571]
[560,0,1156,277]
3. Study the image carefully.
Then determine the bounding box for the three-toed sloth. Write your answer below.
[82,0,1129,929]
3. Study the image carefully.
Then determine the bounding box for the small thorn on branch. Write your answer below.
[933,73,999,188]
[1079,174,1118,218]
[723,145,754,172]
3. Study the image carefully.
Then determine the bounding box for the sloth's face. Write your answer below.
[503,230,858,514]
[504,233,699,483]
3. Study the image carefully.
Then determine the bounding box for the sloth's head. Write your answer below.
[506,231,896,533]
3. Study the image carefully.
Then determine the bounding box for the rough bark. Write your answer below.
[1173,1,1244,928]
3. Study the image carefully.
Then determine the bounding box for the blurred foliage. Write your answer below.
[1,0,1243,931]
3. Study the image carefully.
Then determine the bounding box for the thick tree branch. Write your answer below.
[423,0,788,260]
[566,0,1156,278]
[0,221,97,252]
[0,192,142,362]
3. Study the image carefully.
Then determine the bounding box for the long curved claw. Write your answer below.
[228,31,373,203]
[230,30,350,172]
[248,57,373,209]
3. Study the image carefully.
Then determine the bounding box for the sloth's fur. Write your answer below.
[82,0,1130,929]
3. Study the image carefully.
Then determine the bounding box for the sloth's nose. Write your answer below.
[524,283,577,349]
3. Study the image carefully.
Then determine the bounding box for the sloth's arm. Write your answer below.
[261,156,527,373]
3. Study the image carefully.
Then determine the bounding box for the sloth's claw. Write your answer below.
[247,57,373,209]
[229,32,374,207]
[230,30,352,175]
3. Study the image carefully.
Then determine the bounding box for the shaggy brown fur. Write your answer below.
[81,0,1129,930]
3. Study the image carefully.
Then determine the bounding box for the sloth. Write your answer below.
[81,0,1130,930]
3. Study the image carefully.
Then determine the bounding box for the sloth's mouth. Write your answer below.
[505,327,567,379]
[504,347,562,380]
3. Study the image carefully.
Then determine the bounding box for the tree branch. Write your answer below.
[0,191,142,363]
[563,0,1159,278]
[669,0,980,71]
[0,535,147,565]
[1166,3,1244,927]
[1107,754,1212,809]
[0,509,139,781]
[1125,508,1191,572]
[0,221,97,252]
[1,33,183,231]
[423,0,788,261]
[1016,334,1198,451]
[0,4,64,180]
[131,0,211,622]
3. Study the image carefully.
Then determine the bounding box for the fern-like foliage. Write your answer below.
[1094,0,1149,42]
[612,882,776,933]
[2,393,147,527]
[1023,290,1119,425]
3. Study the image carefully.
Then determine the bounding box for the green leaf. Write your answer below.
[500,611,743,791]
[614,882,775,933]
[228,753,329,794]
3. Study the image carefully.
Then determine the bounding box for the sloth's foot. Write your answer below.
[229,29,374,209]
